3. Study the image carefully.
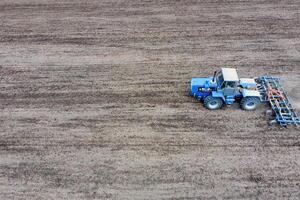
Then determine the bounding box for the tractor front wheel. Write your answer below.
[241,97,260,111]
[204,96,223,110]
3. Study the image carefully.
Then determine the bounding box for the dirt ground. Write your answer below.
[0,0,300,199]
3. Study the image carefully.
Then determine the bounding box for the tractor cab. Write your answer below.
[214,68,240,97]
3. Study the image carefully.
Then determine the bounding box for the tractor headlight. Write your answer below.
[199,87,212,92]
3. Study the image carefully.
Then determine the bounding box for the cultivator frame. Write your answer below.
[257,76,300,127]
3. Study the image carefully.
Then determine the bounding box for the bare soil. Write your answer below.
[0,0,300,199]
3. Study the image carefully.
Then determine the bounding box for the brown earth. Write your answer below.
[0,0,300,199]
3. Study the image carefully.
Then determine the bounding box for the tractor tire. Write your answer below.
[204,96,223,110]
[240,97,260,111]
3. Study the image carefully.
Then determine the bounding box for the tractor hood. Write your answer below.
[191,77,217,95]
[191,77,217,88]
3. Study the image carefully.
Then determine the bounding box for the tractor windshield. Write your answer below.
[216,71,224,85]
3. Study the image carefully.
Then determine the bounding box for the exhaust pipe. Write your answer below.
[212,71,217,82]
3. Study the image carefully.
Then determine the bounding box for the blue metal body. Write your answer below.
[191,77,216,100]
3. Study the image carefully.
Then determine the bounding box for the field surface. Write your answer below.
[0,0,300,199]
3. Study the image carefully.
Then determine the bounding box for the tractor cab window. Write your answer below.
[221,81,236,89]
[226,81,236,88]
[221,82,226,89]
[216,71,224,85]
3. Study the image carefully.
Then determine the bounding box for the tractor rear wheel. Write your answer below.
[204,96,223,110]
[241,97,260,111]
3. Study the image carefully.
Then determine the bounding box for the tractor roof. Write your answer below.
[221,68,239,81]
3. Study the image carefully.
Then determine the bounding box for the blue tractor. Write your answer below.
[191,68,262,110]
